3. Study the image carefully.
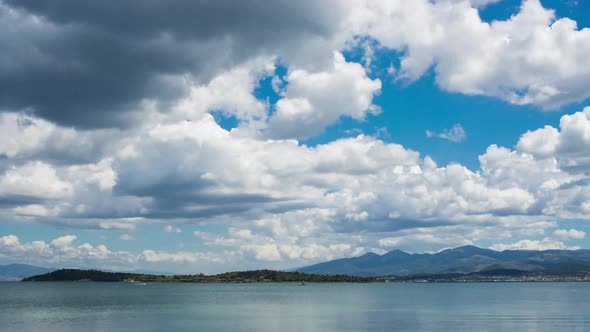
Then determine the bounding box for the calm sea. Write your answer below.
[1,282,589,331]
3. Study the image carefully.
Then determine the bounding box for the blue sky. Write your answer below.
[1,0,590,273]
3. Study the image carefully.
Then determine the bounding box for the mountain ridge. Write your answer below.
[296,245,590,276]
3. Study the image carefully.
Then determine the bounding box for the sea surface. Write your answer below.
[1,282,589,331]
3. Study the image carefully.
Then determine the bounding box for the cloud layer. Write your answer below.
[2,0,590,129]
[2,106,590,270]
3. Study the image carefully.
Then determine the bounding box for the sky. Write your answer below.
[1,0,590,274]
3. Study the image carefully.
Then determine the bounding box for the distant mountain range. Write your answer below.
[0,264,56,281]
[8,246,590,280]
[296,245,590,276]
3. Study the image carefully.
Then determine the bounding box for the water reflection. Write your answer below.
[1,282,589,331]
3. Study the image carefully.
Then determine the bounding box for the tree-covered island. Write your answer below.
[22,269,379,283]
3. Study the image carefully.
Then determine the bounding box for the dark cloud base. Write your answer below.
[1,0,341,128]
